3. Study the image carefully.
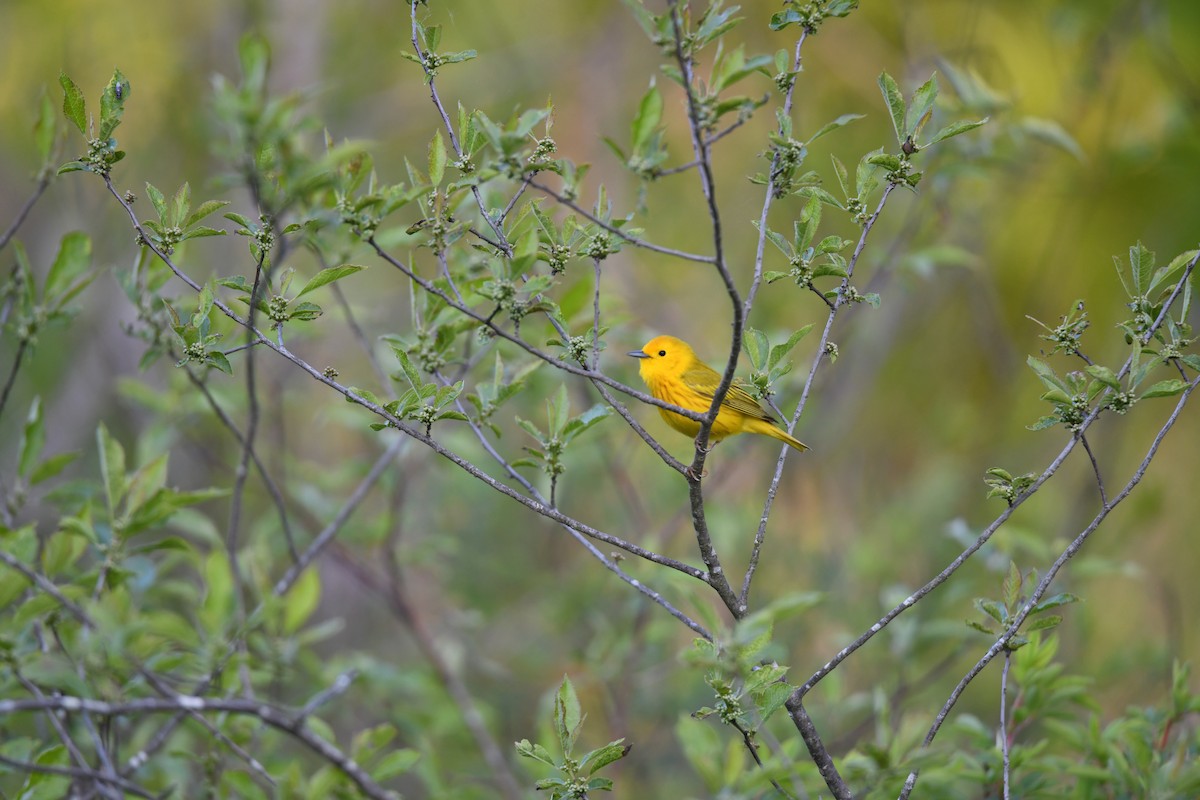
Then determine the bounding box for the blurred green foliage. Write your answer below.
[1,0,1199,797]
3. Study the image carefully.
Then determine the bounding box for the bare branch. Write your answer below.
[742,182,898,607]
[899,372,1200,798]
[0,753,159,800]
[272,435,407,596]
[0,172,52,254]
[0,693,398,800]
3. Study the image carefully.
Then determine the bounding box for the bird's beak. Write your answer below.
[627,349,649,359]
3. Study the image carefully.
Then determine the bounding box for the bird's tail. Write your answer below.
[763,422,809,452]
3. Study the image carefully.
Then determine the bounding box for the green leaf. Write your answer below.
[41,531,88,577]
[442,50,477,65]
[743,328,769,370]
[562,404,612,441]
[146,182,168,222]
[224,211,252,230]
[428,129,447,186]
[512,227,541,274]
[926,117,988,146]
[907,74,938,140]
[549,383,570,435]
[123,453,168,519]
[1025,614,1063,632]
[96,424,126,517]
[966,619,996,635]
[44,231,92,303]
[170,182,191,228]
[631,83,663,151]
[181,226,227,242]
[515,739,557,767]
[18,398,45,479]
[193,282,216,328]
[1018,116,1084,161]
[554,675,583,756]
[283,567,321,634]
[752,681,793,723]
[201,549,233,632]
[975,598,1005,625]
[296,265,365,298]
[1002,561,1021,608]
[371,749,420,781]
[390,347,424,391]
[58,73,87,136]
[1040,388,1072,405]
[867,152,903,171]
[30,452,79,485]
[581,740,630,776]
[831,154,850,198]
[806,113,865,145]
[1148,249,1199,296]
[98,68,129,141]
[1027,356,1069,393]
[1030,592,1079,614]
[217,275,252,292]
[1027,415,1059,431]
[1140,379,1188,399]
[767,325,814,370]
[206,352,233,375]
[769,8,803,30]
[183,199,231,229]
[877,72,906,147]
[286,301,323,321]
[1084,364,1120,389]
[1129,241,1155,295]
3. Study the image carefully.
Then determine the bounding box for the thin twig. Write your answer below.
[731,719,799,800]
[331,547,525,800]
[1079,433,1108,507]
[795,247,1200,702]
[0,172,52,254]
[0,753,158,799]
[182,363,299,563]
[0,548,92,627]
[655,110,762,177]
[745,31,808,312]
[369,238,703,421]
[527,179,716,264]
[741,183,897,608]
[296,669,359,723]
[0,693,398,800]
[225,251,269,698]
[0,340,28,430]
[899,372,1200,799]
[1001,651,1012,800]
[666,0,744,615]
[429,367,710,637]
[410,1,511,256]
[272,435,407,596]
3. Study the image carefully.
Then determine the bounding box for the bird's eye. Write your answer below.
[658,350,667,357]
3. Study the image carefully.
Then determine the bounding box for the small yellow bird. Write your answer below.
[627,335,808,452]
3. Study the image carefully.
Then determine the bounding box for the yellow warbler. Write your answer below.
[627,335,808,452]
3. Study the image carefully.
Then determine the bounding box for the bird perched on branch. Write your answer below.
[628,335,808,453]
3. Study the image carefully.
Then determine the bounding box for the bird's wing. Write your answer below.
[724,381,778,423]
[682,365,778,423]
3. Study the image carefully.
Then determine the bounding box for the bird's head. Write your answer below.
[627,335,695,379]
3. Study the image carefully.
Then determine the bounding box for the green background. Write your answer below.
[1,0,1198,795]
